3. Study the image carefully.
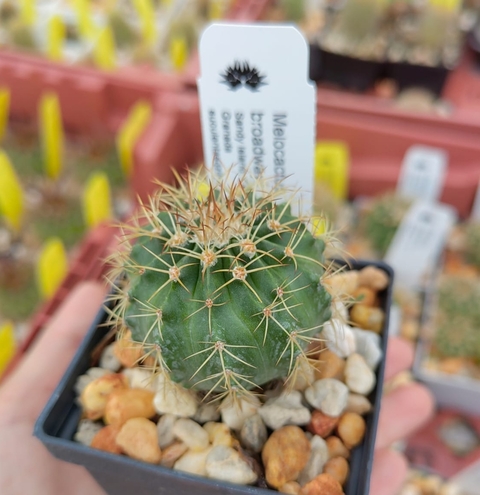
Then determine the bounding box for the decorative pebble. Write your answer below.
[74,367,110,395]
[240,414,268,453]
[322,320,356,358]
[326,436,350,460]
[301,472,344,495]
[174,447,212,476]
[173,418,210,452]
[350,305,384,333]
[193,402,221,424]
[279,481,301,495]
[74,419,103,446]
[351,329,382,370]
[305,379,349,417]
[324,271,359,297]
[290,358,315,391]
[116,417,161,464]
[91,425,122,454]
[99,343,122,372]
[122,367,157,391]
[307,410,339,438]
[331,300,348,322]
[337,412,366,449]
[157,413,177,449]
[346,393,372,415]
[113,330,145,368]
[154,374,198,417]
[205,445,258,485]
[314,350,346,380]
[258,391,311,430]
[160,442,189,469]
[262,425,311,489]
[358,266,388,291]
[352,287,376,307]
[323,456,349,486]
[297,435,329,486]
[203,422,235,447]
[104,388,156,426]
[220,395,261,431]
[344,353,376,395]
[80,373,129,420]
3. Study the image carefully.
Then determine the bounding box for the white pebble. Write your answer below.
[74,419,103,446]
[240,414,267,453]
[193,402,221,424]
[122,367,157,391]
[99,343,122,372]
[305,379,349,417]
[157,414,177,449]
[258,391,311,430]
[154,374,198,417]
[297,435,329,486]
[351,328,383,370]
[174,447,212,476]
[323,319,356,358]
[173,418,210,452]
[205,446,257,485]
[220,395,261,431]
[332,299,349,321]
[345,353,376,395]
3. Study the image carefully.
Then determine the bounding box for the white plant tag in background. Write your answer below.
[197,23,316,213]
[470,179,480,222]
[385,201,457,289]
[397,145,448,202]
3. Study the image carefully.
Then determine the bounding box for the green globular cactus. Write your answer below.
[434,276,480,362]
[109,169,332,401]
[362,193,411,257]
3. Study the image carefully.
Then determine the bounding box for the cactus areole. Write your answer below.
[110,169,332,400]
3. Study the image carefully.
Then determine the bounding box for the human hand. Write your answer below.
[371,337,435,495]
[0,282,107,495]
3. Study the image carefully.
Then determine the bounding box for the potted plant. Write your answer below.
[35,166,393,495]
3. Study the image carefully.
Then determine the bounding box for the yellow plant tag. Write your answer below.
[82,172,112,228]
[314,141,349,201]
[47,15,66,62]
[0,88,10,142]
[0,321,16,377]
[169,35,188,72]
[20,0,36,26]
[0,151,24,232]
[39,93,64,180]
[93,26,116,71]
[116,101,152,177]
[36,238,68,300]
[75,0,96,39]
[133,0,156,46]
[208,0,225,20]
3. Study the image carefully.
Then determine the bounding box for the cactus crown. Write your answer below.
[108,168,333,402]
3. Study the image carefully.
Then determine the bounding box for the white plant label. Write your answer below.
[197,23,316,213]
[470,178,480,222]
[385,201,456,289]
[397,145,448,202]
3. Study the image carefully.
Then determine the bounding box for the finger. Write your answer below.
[384,337,414,382]
[370,448,408,495]
[0,281,107,425]
[376,382,435,450]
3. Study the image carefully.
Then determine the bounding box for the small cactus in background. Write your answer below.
[464,222,480,270]
[434,276,480,362]
[108,169,333,401]
[361,193,411,257]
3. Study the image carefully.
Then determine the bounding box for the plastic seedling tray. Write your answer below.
[34,259,393,495]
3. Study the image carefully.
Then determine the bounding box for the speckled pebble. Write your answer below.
[351,328,382,370]
[297,435,329,486]
[205,445,258,485]
[305,379,349,417]
[258,391,311,430]
[240,414,267,453]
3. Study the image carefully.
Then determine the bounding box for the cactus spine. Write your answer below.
[109,169,332,401]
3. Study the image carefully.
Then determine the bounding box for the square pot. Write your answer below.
[34,259,393,495]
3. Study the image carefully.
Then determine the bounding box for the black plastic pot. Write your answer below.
[34,259,393,495]
[310,47,384,91]
[385,61,450,97]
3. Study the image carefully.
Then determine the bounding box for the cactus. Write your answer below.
[434,276,480,362]
[464,222,480,270]
[362,193,411,257]
[108,169,333,401]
